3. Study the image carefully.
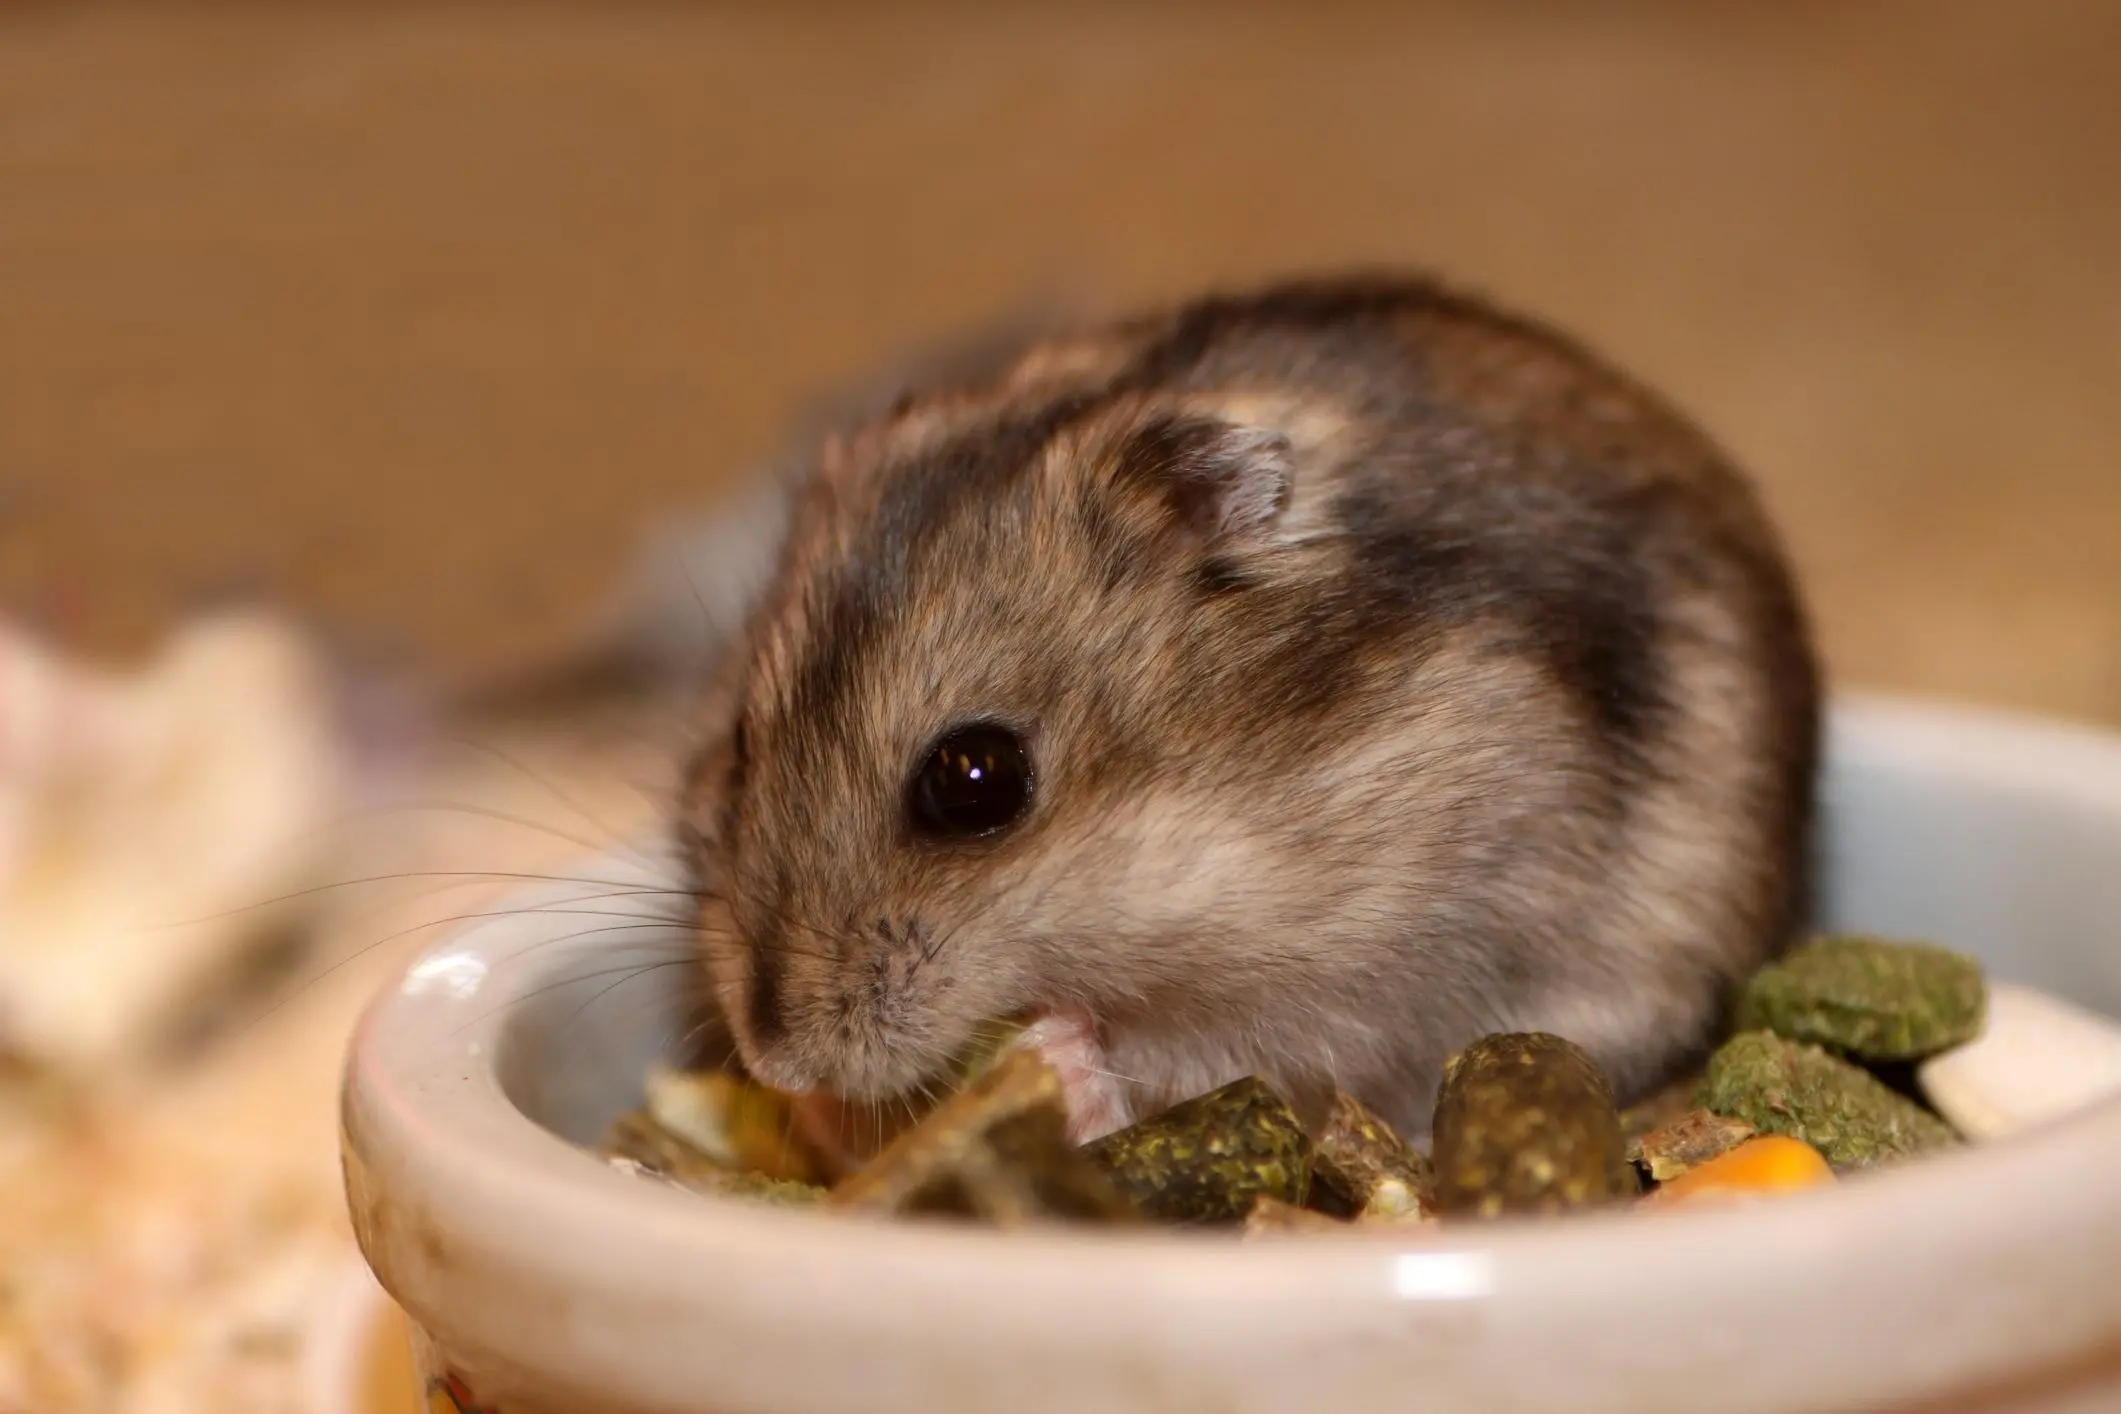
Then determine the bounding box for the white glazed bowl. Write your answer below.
[341,695,2121,1414]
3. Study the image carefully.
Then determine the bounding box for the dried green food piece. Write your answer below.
[643,1065,823,1185]
[787,1089,915,1181]
[792,1018,1037,1180]
[1310,1091,1434,1221]
[1629,1108,1756,1184]
[1084,1076,1311,1225]
[689,1169,825,1207]
[602,1109,725,1185]
[1736,934,1986,1062]
[1699,1030,1959,1169]
[1429,1032,1633,1219]
[827,1049,1136,1226]
[1243,1194,1348,1238]
[946,1018,1031,1087]
[600,1111,824,1206]
[1619,1070,1706,1143]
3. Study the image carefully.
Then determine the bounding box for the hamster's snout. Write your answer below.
[722,939,814,1094]
[706,899,973,1101]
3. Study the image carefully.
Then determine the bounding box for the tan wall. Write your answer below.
[4,2,2118,721]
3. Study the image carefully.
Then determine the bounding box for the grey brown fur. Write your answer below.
[680,272,1820,1139]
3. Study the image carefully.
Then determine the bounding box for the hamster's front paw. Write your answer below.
[1018,1009,1134,1144]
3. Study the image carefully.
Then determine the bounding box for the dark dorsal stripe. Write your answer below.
[786,393,1107,730]
[787,275,1674,775]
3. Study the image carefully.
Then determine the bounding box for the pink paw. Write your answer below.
[1018,1010,1133,1143]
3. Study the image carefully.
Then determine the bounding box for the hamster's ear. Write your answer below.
[1110,415,1294,548]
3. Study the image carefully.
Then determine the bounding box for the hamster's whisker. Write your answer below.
[340,900,696,965]
[614,913,838,966]
[437,732,667,872]
[777,1071,804,1159]
[910,912,978,972]
[321,880,693,952]
[351,797,631,861]
[454,942,711,1037]
[670,1011,732,1063]
[908,1074,940,1113]
[149,870,696,930]
[1081,1063,1147,1089]
[555,958,707,1036]
[265,906,689,1013]
[964,1017,1015,1048]
[670,539,735,666]
[217,899,698,1041]
[691,883,864,961]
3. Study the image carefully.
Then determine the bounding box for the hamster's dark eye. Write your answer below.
[908,724,1033,839]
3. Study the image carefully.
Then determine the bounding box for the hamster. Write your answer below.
[677,273,1820,1144]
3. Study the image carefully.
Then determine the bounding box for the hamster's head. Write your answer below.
[683,392,1311,1099]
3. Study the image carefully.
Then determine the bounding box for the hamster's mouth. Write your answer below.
[784,1006,1132,1171]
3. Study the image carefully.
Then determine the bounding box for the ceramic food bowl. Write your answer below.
[340,694,2121,1414]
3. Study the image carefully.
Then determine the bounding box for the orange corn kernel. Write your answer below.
[1649,1135,1835,1204]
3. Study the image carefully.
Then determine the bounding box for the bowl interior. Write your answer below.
[497,694,2121,1151]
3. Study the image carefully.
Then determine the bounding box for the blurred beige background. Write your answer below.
[4,7,2121,1405]
[2,0,2119,716]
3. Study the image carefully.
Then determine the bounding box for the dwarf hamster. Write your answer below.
[677,273,1820,1143]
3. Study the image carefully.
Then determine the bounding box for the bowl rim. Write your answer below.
[340,690,2121,1409]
